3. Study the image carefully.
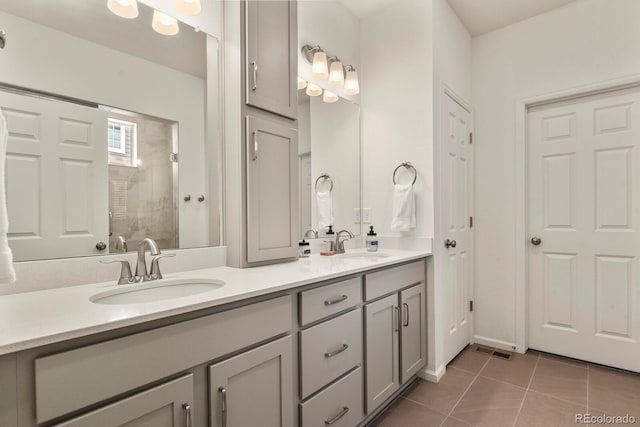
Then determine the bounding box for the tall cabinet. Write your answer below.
[224,0,299,267]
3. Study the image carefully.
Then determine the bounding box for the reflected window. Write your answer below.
[107,118,137,167]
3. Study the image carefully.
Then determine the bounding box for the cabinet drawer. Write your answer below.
[365,260,425,302]
[299,277,362,326]
[300,367,363,427]
[35,296,292,423]
[300,309,362,398]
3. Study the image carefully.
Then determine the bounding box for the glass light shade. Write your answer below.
[297,77,307,90]
[344,69,360,95]
[306,83,323,97]
[328,60,344,87]
[311,51,329,80]
[107,0,139,19]
[172,0,201,15]
[323,90,339,103]
[152,10,180,35]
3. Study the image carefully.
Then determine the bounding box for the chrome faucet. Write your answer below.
[114,235,128,253]
[135,238,161,281]
[334,230,354,254]
[304,229,319,239]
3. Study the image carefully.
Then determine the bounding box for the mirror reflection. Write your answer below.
[298,89,361,239]
[0,0,219,261]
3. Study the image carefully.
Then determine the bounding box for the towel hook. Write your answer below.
[315,173,334,193]
[392,162,417,185]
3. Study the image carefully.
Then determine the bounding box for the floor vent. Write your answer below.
[493,351,513,360]
[474,345,495,355]
[473,345,513,360]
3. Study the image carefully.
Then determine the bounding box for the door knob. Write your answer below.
[531,236,542,246]
[95,242,107,251]
[445,239,457,249]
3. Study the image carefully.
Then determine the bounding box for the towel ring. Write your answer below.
[315,173,334,192]
[392,162,417,185]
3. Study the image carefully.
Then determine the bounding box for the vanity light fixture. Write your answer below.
[343,65,360,95]
[107,0,139,19]
[297,77,308,90]
[328,57,345,87]
[306,83,323,97]
[311,51,329,80]
[323,90,339,103]
[172,0,201,15]
[152,10,180,36]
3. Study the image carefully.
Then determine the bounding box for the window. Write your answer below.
[108,121,126,154]
[107,118,137,167]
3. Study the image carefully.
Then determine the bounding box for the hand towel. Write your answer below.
[316,190,333,229]
[391,183,416,232]
[0,109,15,284]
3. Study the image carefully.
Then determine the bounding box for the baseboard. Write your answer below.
[418,364,445,383]
[474,335,520,353]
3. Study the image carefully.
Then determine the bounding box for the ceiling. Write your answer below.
[338,0,577,36]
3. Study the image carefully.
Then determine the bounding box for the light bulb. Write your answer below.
[344,68,360,95]
[306,83,322,97]
[311,51,328,80]
[152,10,180,36]
[328,60,344,87]
[107,0,139,19]
[323,90,339,103]
[173,0,201,15]
[297,77,308,90]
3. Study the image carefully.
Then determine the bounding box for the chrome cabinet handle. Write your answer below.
[394,306,399,332]
[325,406,349,425]
[445,239,457,249]
[182,403,191,427]
[324,344,349,358]
[403,302,409,327]
[219,387,227,427]
[108,211,113,237]
[252,131,258,161]
[324,295,348,306]
[251,61,258,91]
[531,236,542,246]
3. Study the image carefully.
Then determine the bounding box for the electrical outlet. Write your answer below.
[362,208,372,224]
[354,208,361,223]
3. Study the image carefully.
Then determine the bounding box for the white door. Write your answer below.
[528,86,640,372]
[0,91,109,261]
[440,93,474,364]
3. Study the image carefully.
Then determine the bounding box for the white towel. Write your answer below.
[391,184,416,232]
[0,109,15,284]
[316,190,333,229]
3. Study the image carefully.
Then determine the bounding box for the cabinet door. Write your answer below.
[209,336,294,427]
[55,374,193,427]
[400,284,427,383]
[246,116,299,263]
[245,0,297,118]
[365,294,400,414]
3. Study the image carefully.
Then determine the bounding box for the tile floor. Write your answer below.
[370,345,640,427]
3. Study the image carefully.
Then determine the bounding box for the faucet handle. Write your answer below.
[100,259,134,285]
[149,253,176,280]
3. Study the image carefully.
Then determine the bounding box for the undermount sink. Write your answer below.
[90,278,225,305]
[336,252,391,259]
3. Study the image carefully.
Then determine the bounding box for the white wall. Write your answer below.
[472,0,640,349]
[360,0,434,238]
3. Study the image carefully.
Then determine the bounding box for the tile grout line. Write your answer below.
[438,355,494,427]
[512,352,541,427]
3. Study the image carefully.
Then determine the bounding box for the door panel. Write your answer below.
[528,86,640,372]
[400,284,426,383]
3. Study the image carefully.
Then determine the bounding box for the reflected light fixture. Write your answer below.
[343,65,360,95]
[328,57,344,87]
[173,0,202,16]
[306,83,323,97]
[297,77,308,90]
[152,10,180,35]
[107,0,139,19]
[323,90,339,103]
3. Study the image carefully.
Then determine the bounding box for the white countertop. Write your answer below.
[0,249,430,355]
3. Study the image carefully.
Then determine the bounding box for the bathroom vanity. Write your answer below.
[0,251,429,427]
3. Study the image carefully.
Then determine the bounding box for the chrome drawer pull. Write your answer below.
[251,61,258,91]
[324,295,348,306]
[403,302,409,327]
[182,403,192,427]
[219,387,227,427]
[325,406,349,425]
[324,344,349,358]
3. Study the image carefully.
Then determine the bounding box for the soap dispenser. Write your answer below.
[366,226,378,252]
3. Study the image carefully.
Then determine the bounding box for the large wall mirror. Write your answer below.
[298,89,361,239]
[0,0,220,261]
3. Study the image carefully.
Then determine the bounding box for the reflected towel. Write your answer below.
[316,190,333,229]
[391,184,416,232]
[0,109,15,284]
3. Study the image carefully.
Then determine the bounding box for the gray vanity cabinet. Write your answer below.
[246,116,299,263]
[55,374,194,427]
[208,336,294,427]
[400,284,427,383]
[245,0,297,119]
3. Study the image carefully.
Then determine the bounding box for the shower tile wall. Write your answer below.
[108,112,176,252]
